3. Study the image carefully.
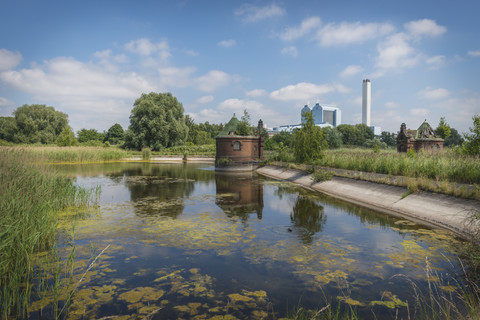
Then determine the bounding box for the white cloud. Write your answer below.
[218,39,237,47]
[157,66,196,88]
[0,96,14,107]
[417,86,450,100]
[373,33,421,77]
[410,108,430,116]
[281,46,298,57]
[185,49,199,56]
[404,19,446,38]
[124,38,170,61]
[279,16,322,41]
[426,55,446,69]
[235,4,285,23]
[340,65,363,78]
[316,22,394,46]
[385,101,399,109]
[195,95,214,104]
[270,82,348,101]
[194,70,231,92]
[245,89,267,97]
[468,50,480,57]
[218,98,264,113]
[0,49,22,71]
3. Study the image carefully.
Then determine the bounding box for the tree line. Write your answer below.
[0,92,478,156]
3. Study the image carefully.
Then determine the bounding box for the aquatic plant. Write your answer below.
[0,148,99,318]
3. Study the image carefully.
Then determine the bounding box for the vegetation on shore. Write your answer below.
[0,148,99,318]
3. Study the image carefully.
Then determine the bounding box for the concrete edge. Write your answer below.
[256,165,480,241]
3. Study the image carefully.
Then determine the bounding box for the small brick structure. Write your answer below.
[397,120,444,152]
[215,115,264,170]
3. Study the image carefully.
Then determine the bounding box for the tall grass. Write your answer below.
[318,148,480,184]
[1,146,129,163]
[0,148,99,318]
[155,143,216,156]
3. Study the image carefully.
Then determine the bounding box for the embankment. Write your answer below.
[257,165,480,241]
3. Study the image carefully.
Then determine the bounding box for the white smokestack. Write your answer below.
[362,79,371,127]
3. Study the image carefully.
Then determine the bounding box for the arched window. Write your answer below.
[233,141,241,151]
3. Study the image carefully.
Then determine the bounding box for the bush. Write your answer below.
[217,157,230,165]
[311,169,334,182]
[142,147,152,160]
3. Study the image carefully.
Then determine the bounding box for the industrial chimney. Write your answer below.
[362,79,371,127]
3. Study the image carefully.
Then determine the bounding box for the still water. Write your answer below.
[32,162,467,319]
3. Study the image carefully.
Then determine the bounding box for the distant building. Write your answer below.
[397,120,444,152]
[215,115,264,170]
[270,103,341,134]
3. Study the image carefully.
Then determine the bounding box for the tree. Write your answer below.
[105,123,124,144]
[236,109,253,136]
[12,104,69,144]
[379,131,397,147]
[293,110,327,163]
[435,117,451,139]
[56,126,77,146]
[336,124,358,146]
[322,127,343,149]
[77,128,104,143]
[185,115,198,144]
[124,92,188,150]
[0,117,17,142]
[444,128,464,147]
[462,114,480,155]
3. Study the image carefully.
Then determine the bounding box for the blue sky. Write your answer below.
[1,0,479,134]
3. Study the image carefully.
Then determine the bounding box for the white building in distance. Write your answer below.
[271,103,341,133]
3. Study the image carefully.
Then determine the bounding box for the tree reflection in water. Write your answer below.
[291,195,326,244]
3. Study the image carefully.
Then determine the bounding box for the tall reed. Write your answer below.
[0,148,98,318]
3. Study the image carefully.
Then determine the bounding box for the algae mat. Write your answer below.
[30,162,467,319]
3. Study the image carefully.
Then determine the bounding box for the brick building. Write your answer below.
[397,120,444,152]
[215,115,264,170]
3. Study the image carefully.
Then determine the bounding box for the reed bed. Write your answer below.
[1,146,129,163]
[155,143,216,156]
[317,148,480,185]
[0,148,98,318]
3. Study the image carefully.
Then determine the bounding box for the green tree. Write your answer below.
[380,131,397,147]
[56,126,77,146]
[0,117,17,142]
[293,110,327,163]
[435,117,451,139]
[184,115,198,144]
[462,114,480,155]
[124,92,188,151]
[444,128,464,147]
[77,128,104,143]
[105,123,124,144]
[322,127,343,149]
[13,104,68,144]
[354,123,374,145]
[236,109,253,136]
[336,124,359,146]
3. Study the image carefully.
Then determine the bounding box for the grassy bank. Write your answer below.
[10,146,130,163]
[153,143,216,156]
[0,148,98,318]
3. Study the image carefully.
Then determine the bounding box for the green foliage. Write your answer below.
[445,128,464,147]
[124,92,188,151]
[322,127,343,149]
[104,123,124,144]
[236,109,253,136]
[0,148,98,318]
[217,157,230,165]
[264,131,294,150]
[364,138,387,149]
[312,170,334,183]
[293,111,327,163]
[77,128,105,143]
[10,104,69,144]
[0,116,17,141]
[435,117,452,139]
[55,126,78,146]
[142,147,152,160]
[462,114,480,156]
[380,131,397,147]
[336,124,374,147]
[185,115,223,145]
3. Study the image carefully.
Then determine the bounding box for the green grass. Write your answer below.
[0,148,99,318]
[153,143,216,156]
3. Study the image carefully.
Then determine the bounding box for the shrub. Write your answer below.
[142,147,152,160]
[312,170,334,183]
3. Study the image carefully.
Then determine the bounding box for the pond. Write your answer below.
[30,162,468,319]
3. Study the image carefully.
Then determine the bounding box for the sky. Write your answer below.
[0,0,479,135]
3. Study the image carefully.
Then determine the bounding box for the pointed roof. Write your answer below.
[218,114,241,136]
[416,120,436,139]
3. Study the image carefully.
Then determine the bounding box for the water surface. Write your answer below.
[32,162,466,319]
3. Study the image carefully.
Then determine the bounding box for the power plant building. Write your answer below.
[362,79,381,135]
[272,103,341,133]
